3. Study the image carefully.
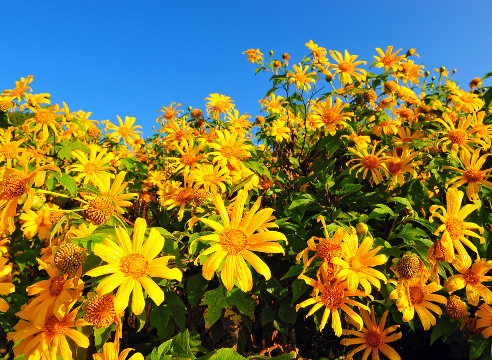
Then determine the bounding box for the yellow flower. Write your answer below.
[225,109,253,137]
[445,256,492,306]
[329,50,367,85]
[383,146,421,189]
[389,279,447,330]
[340,307,402,360]
[208,129,251,170]
[19,204,57,240]
[190,163,230,194]
[0,256,14,312]
[230,162,259,192]
[347,142,392,185]
[205,93,235,117]
[26,104,62,146]
[312,97,353,135]
[8,301,89,360]
[0,128,26,167]
[287,63,317,91]
[333,233,388,294]
[306,40,327,60]
[260,94,286,114]
[156,102,183,125]
[394,127,424,144]
[196,190,287,292]
[86,218,182,315]
[373,46,405,72]
[0,164,60,233]
[160,176,196,221]
[69,144,115,187]
[372,120,399,137]
[396,60,424,85]
[296,274,369,336]
[449,89,484,113]
[429,187,484,262]
[444,149,492,201]
[105,116,143,145]
[268,119,290,142]
[471,111,492,145]
[242,48,263,64]
[92,171,138,214]
[93,342,144,360]
[434,113,486,159]
[1,75,33,101]
[166,137,207,175]
[341,132,371,150]
[476,303,492,338]
[162,118,194,147]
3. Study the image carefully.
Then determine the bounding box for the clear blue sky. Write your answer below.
[2,1,491,138]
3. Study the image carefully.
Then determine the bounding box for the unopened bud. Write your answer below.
[269,50,273,56]
[432,76,436,81]
[424,71,430,77]
[325,74,333,82]
[439,66,446,73]
[188,106,192,112]
[452,69,457,74]
[356,223,368,236]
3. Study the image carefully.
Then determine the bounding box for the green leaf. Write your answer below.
[390,223,430,245]
[388,196,412,209]
[430,316,459,345]
[164,292,187,330]
[368,204,395,219]
[226,288,255,319]
[201,286,228,329]
[0,110,10,129]
[231,173,255,194]
[262,306,275,326]
[335,183,363,196]
[54,173,78,197]
[470,334,490,360]
[170,330,196,360]
[288,193,316,210]
[197,348,246,360]
[71,233,107,251]
[280,264,303,280]
[278,303,297,324]
[482,71,492,81]
[94,324,116,350]
[49,213,69,241]
[187,273,208,307]
[58,141,90,160]
[483,88,492,111]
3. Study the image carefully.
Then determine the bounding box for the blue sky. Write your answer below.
[1,1,491,138]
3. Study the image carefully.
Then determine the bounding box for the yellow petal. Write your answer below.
[97,271,126,296]
[139,277,164,306]
[132,281,145,315]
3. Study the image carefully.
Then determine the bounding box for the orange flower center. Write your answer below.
[388,162,404,175]
[445,295,467,319]
[164,110,175,119]
[118,126,131,138]
[338,61,354,73]
[180,153,196,166]
[49,276,66,296]
[321,112,337,125]
[320,284,344,309]
[84,163,98,174]
[464,270,481,286]
[0,144,18,159]
[220,227,248,255]
[212,100,229,114]
[220,145,234,158]
[0,99,12,111]
[85,294,116,328]
[44,315,67,337]
[4,171,29,198]
[445,217,464,240]
[120,254,148,279]
[349,256,363,271]
[448,129,467,144]
[294,73,307,84]
[364,330,383,348]
[362,155,379,170]
[35,109,55,125]
[380,56,393,66]
[464,169,483,183]
[176,189,195,203]
[317,238,342,261]
[409,285,425,305]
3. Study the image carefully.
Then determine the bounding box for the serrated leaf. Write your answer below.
[336,183,363,196]
[170,330,196,360]
[201,286,227,329]
[54,173,78,197]
[278,303,297,324]
[226,288,255,319]
[197,348,246,360]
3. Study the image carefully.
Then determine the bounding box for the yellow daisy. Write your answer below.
[0,255,14,312]
[105,116,143,145]
[69,144,115,187]
[328,50,367,85]
[347,142,392,185]
[373,46,405,72]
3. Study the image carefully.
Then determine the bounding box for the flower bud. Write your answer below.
[432,76,436,81]
[269,50,274,56]
[439,66,446,73]
[356,223,368,236]
[452,69,457,74]
[424,71,430,77]
[325,74,333,82]
[188,106,192,112]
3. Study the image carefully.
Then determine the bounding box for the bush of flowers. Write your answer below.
[0,42,492,360]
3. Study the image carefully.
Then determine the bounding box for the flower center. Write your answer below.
[35,109,54,125]
[381,56,393,66]
[118,127,131,138]
[445,217,464,240]
[464,169,483,183]
[464,270,481,286]
[54,243,84,274]
[316,238,342,261]
[165,110,175,119]
[321,112,337,125]
[448,129,467,144]
[0,144,17,159]
[362,155,379,170]
[388,162,404,175]
[4,171,29,197]
[349,256,362,271]
[85,294,116,328]
[212,100,229,114]
[365,330,383,348]
[0,99,12,111]
[219,227,248,255]
[176,189,195,203]
[84,163,98,175]
[295,73,307,83]
[338,62,354,73]
[409,285,425,305]
[44,315,66,337]
[319,283,344,309]
[49,276,66,296]
[180,153,195,166]
[220,145,234,158]
[397,254,421,280]
[120,254,148,279]
[86,196,114,225]
[445,295,467,319]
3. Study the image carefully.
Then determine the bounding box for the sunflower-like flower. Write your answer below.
[341,132,371,150]
[429,187,484,262]
[69,144,115,187]
[389,279,447,330]
[1,75,33,101]
[205,93,235,117]
[286,63,317,91]
[0,128,26,167]
[190,163,230,194]
[444,149,492,201]
[395,60,424,85]
[0,163,60,233]
[296,215,345,280]
[333,232,388,294]
[86,218,182,315]
[105,116,143,145]
[312,97,353,135]
[93,342,144,360]
[0,256,14,312]
[26,104,62,146]
[445,256,492,306]
[372,120,399,137]
[471,111,492,145]
[296,273,369,336]
[208,129,251,170]
[156,102,183,125]
[268,119,291,142]
[328,50,367,85]
[373,46,406,72]
[347,142,392,185]
[340,307,402,360]
[383,146,421,189]
[449,89,484,113]
[166,138,207,175]
[475,303,492,338]
[19,204,57,240]
[162,118,194,147]
[242,48,263,64]
[225,109,253,137]
[434,113,486,158]
[195,190,286,292]
[394,127,424,144]
[260,94,286,115]
[91,171,138,214]
[160,175,196,221]
[7,301,89,360]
